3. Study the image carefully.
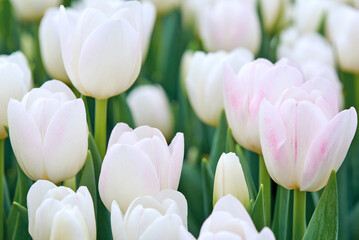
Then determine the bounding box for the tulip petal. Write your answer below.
[78,18,141,98]
[43,99,88,183]
[111,201,128,240]
[7,99,44,180]
[259,99,291,189]
[301,107,357,191]
[27,180,57,236]
[168,133,184,190]
[108,123,133,149]
[50,207,89,240]
[255,227,276,240]
[198,232,242,240]
[41,80,76,100]
[139,214,184,240]
[99,144,160,212]
[133,125,166,143]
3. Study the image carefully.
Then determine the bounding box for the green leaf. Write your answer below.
[81,95,93,134]
[79,151,97,216]
[250,184,266,231]
[209,111,228,173]
[4,125,9,135]
[201,158,214,218]
[303,171,338,240]
[226,127,235,153]
[272,185,290,240]
[12,202,27,224]
[235,145,257,200]
[110,93,135,128]
[88,132,102,181]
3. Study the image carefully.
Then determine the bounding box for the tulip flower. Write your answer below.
[7,80,88,183]
[326,4,359,74]
[59,1,142,99]
[27,180,96,240]
[278,31,336,67]
[127,85,173,139]
[223,58,304,153]
[39,8,72,83]
[186,48,253,126]
[10,0,60,21]
[99,123,184,212]
[259,78,357,191]
[0,51,31,139]
[198,0,261,54]
[293,0,338,33]
[213,153,249,208]
[198,195,275,240]
[111,189,194,240]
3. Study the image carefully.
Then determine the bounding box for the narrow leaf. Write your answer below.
[12,202,27,224]
[250,184,266,231]
[303,170,338,240]
[272,185,290,240]
[79,151,97,216]
[201,158,214,218]
[226,127,235,153]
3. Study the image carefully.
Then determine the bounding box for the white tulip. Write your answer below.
[0,51,31,139]
[185,48,253,126]
[7,80,88,183]
[39,8,71,83]
[198,195,275,240]
[127,84,173,139]
[111,189,194,240]
[27,180,96,240]
[59,1,142,99]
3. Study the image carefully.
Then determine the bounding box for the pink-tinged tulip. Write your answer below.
[223,58,304,153]
[0,51,31,139]
[127,85,173,139]
[199,0,261,54]
[278,31,336,67]
[10,0,60,21]
[39,8,70,83]
[7,80,88,183]
[27,180,96,240]
[99,123,184,212]
[213,153,249,208]
[259,78,357,191]
[260,0,290,34]
[198,195,275,240]
[111,189,194,240]
[186,48,253,126]
[326,5,359,74]
[59,1,142,99]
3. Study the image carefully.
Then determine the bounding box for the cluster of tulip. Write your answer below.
[1,0,359,239]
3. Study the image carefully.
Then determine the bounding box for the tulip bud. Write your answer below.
[27,180,96,240]
[10,0,60,21]
[199,0,261,54]
[39,8,70,83]
[260,0,290,34]
[259,78,357,191]
[111,189,194,240]
[127,84,173,139]
[185,48,253,126]
[278,30,336,67]
[99,123,184,212]
[59,1,142,99]
[198,195,275,240]
[213,153,249,208]
[293,0,338,33]
[223,58,304,153]
[0,51,31,139]
[326,5,359,74]
[7,80,88,183]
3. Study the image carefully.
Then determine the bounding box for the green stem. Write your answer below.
[95,98,108,159]
[293,189,306,240]
[259,154,271,226]
[0,139,4,240]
